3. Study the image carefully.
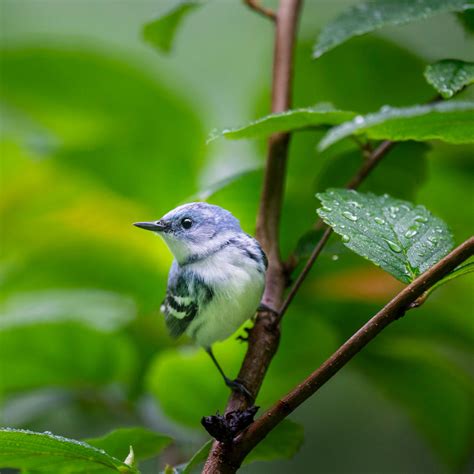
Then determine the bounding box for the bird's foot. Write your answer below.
[258,303,280,317]
[236,327,251,343]
[225,377,253,399]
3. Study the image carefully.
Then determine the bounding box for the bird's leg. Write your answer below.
[205,347,252,399]
[258,302,280,316]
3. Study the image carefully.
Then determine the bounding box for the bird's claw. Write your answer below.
[258,303,280,317]
[225,378,253,399]
[236,327,251,343]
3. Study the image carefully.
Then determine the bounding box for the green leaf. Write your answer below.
[212,104,356,141]
[317,189,454,283]
[0,428,137,473]
[313,0,474,58]
[244,420,304,465]
[318,101,474,150]
[0,323,137,395]
[143,2,200,53]
[424,59,474,98]
[85,427,172,463]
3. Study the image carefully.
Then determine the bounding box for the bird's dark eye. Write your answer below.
[181,218,193,229]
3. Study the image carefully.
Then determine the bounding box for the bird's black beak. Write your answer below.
[133,220,169,232]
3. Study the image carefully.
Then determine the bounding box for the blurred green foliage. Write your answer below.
[1,1,473,473]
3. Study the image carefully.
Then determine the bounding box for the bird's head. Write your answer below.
[134,202,242,263]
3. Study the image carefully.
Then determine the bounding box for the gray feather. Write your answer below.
[161,261,213,338]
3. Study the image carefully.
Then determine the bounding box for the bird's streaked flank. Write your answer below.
[134,202,267,396]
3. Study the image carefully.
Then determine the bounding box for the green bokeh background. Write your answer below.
[1,1,473,473]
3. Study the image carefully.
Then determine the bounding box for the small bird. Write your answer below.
[134,202,267,396]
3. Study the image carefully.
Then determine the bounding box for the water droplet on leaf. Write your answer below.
[384,239,402,253]
[342,235,350,243]
[342,211,358,221]
[374,217,385,225]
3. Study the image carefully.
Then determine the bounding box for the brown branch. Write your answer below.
[202,1,302,472]
[233,236,474,459]
[243,0,276,20]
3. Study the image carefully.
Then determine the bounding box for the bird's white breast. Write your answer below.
[185,244,265,347]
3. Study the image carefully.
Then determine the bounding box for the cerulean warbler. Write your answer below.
[134,202,267,396]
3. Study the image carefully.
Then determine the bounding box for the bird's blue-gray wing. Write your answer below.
[161,261,213,339]
[161,262,197,338]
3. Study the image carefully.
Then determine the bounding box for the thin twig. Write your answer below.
[243,0,276,20]
[278,227,332,319]
[233,236,474,460]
